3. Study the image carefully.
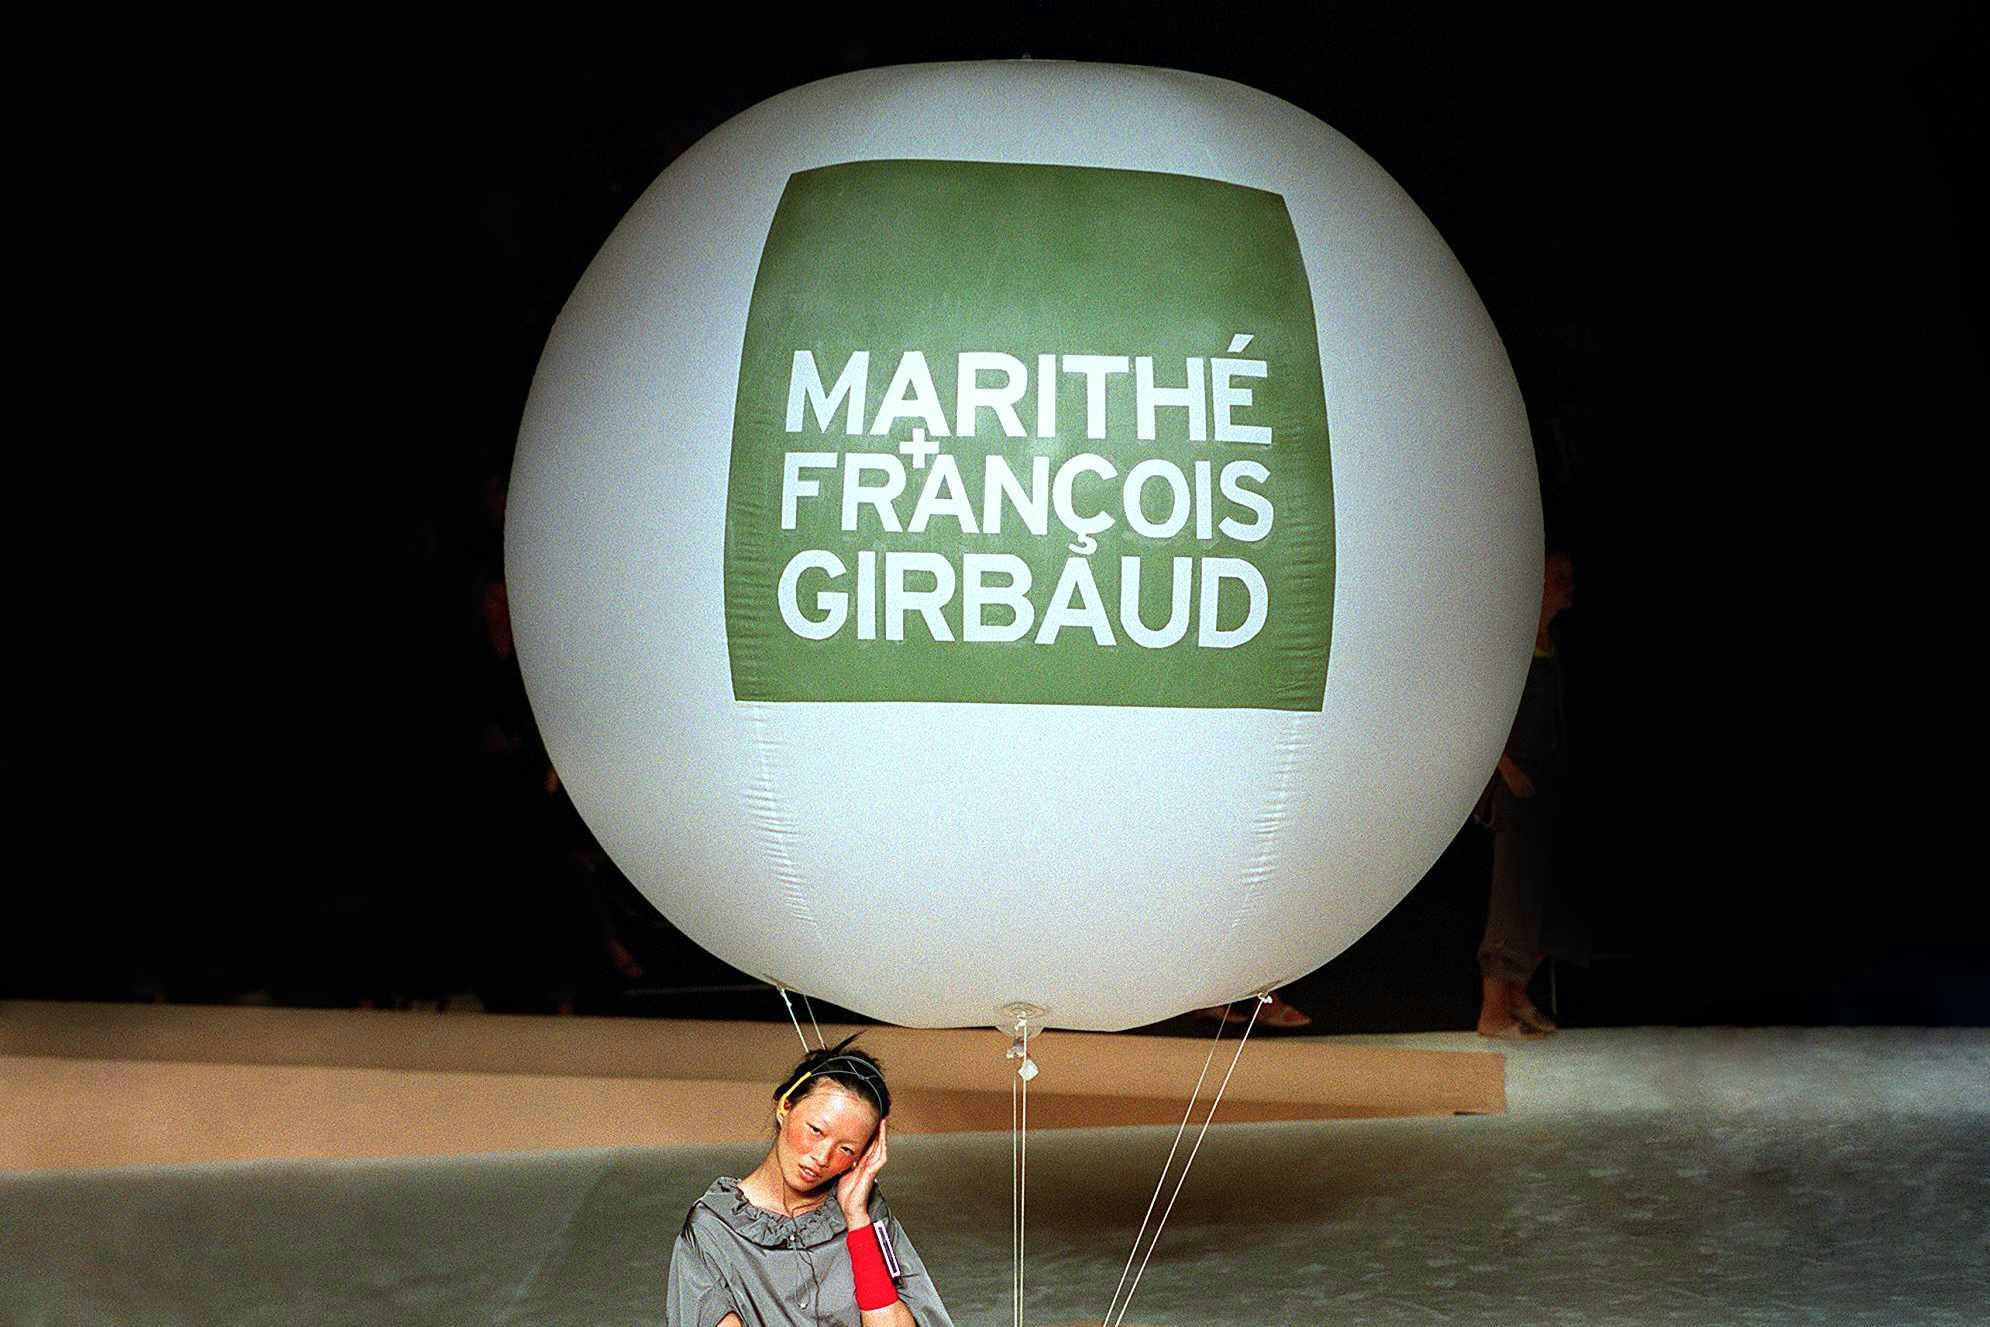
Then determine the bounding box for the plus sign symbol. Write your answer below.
[898,427,939,470]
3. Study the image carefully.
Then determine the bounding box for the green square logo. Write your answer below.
[723,159,1334,710]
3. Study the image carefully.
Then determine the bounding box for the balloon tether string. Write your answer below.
[799,992,825,1049]
[1006,1008,1038,1327]
[775,985,818,1054]
[1102,992,1270,1327]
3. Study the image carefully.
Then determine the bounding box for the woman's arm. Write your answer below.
[863,1217,954,1327]
[839,1121,926,1326]
[852,1209,916,1327]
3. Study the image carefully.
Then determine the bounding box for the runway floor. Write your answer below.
[6,1027,1986,1325]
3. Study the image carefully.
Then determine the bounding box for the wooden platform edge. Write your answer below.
[0,1002,1503,1171]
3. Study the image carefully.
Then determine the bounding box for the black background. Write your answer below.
[13,7,1983,1030]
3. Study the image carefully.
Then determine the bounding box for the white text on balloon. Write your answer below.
[785,343,1273,444]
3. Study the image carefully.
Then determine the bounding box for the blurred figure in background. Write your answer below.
[1476,551,1576,1039]
[1194,991,1312,1030]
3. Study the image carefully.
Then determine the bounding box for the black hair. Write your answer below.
[773,1033,892,1118]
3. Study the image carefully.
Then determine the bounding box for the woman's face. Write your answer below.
[775,1082,880,1194]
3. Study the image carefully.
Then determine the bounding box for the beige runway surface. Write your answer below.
[5,1025,1986,1324]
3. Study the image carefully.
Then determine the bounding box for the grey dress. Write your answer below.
[668,1177,955,1327]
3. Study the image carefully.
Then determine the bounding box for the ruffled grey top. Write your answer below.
[667,1177,955,1327]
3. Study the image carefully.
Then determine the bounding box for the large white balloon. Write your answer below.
[508,62,1542,1031]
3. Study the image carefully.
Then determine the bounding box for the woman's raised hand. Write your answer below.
[836,1116,889,1226]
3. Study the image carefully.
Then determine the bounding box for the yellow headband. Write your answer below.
[776,1057,886,1118]
[776,1072,813,1117]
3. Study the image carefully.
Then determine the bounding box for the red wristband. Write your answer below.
[846,1224,899,1311]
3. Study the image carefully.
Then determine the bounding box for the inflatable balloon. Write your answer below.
[507,62,1541,1031]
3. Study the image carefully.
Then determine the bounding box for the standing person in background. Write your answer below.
[1477,551,1577,1039]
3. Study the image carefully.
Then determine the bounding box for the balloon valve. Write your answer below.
[1000,1001,1047,1038]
